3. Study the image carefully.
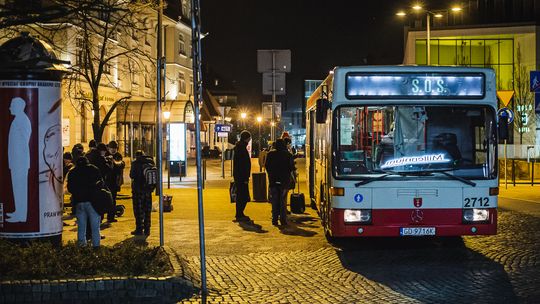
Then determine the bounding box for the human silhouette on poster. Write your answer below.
[6,97,31,223]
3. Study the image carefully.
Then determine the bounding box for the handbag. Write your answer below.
[229,181,237,203]
[91,182,113,215]
[288,171,296,190]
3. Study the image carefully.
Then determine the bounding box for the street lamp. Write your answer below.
[256,116,262,167]
[240,112,247,128]
[163,111,171,188]
[396,4,462,65]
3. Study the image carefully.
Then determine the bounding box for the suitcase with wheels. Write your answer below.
[290,172,305,214]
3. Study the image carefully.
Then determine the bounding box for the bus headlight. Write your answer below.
[344,209,371,223]
[463,209,489,222]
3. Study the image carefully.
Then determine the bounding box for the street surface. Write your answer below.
[63,159,540,303]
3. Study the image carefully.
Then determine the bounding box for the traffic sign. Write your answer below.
[496,90,514,107]
[497,107,514,124]
[215,124,231,132]
[530,71,540,92]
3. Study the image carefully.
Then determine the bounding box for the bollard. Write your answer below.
[0,33,69,245]
[512,159,516,186]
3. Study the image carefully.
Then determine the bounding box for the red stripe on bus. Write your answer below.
[329,208,497,237]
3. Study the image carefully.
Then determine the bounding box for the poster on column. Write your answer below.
[0,80,63,238]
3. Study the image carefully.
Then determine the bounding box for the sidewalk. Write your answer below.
[62,158,326,256]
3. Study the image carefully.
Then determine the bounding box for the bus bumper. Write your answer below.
[329,208,497,237]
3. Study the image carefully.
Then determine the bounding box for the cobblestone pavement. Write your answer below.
[176,206,540,304]
[62,159,540,303]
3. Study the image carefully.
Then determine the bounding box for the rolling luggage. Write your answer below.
[290,172,305,214]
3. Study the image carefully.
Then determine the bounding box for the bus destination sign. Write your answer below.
[346,73,484,99]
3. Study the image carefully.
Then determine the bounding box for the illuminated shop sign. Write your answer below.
[380,153,450,169]
[346,73,484,99]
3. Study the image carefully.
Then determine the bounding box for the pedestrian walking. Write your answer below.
[66,156,103,247]
[105,140,125,222]
[129,150,156,236]
[233,130,252,222]
[265,139,295,226]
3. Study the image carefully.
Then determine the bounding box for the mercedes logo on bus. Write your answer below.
[411,209,424,223]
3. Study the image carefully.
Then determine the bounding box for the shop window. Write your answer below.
[415,40,427,65]
[499,39,513,65]
[471,40,485,65]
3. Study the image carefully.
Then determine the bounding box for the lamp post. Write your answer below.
[396,4,462,65]
[240,112,247,128]
[256,116,262,168]
[163,111,171,189]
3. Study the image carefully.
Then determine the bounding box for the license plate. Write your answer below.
[400,227,436,236]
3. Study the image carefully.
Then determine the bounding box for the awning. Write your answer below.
[118,99,194,124]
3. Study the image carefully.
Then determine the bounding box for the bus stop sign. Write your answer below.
[215,124,231,132]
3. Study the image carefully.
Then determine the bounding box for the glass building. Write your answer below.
[403,24,539,148]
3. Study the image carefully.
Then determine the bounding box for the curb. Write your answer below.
[0,246,196,304]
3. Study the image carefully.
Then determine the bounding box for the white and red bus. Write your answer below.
[306,66,505,237]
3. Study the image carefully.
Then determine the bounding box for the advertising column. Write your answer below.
[0,33,67,244]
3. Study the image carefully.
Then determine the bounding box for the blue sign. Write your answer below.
[497,107,514,124]
[530,71,540,92]
[346,73,485,99]
[354,194,364,203]
[215,124,231,132]
[535,93,540,113]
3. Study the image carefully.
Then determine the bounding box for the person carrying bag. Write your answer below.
[66,155,104,247]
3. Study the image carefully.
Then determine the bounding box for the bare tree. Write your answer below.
[513,43,534,144]
[2,0,158,142]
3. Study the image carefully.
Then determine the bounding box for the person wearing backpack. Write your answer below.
[129,150,156,236]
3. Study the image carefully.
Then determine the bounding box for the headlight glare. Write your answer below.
[463,209,489,222]
[344,209,371,223]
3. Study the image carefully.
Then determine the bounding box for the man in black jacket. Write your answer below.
[265,139,295,226]
[105,140,125,223]
[233,130,252,221]
[130,150,155,236]
[66,156,103,247]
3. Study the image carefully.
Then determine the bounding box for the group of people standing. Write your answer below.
[233,131,297,226]
[64,141,155,248]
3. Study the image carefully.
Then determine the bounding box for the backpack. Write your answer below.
[141,160,158,192]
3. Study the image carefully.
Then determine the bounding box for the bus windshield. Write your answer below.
[335,105,497,179]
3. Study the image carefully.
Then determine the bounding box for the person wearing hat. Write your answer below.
[233,130,252,222]
[105,140,125,222]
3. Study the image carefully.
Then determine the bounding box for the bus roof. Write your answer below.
[307,66,497,110]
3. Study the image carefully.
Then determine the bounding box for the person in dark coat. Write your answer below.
[63,152,74,180]
[265,139,295,226]
[233,130,252,221]
[129,150,155,236]
[66,156,103,247]
[104,140,125,222]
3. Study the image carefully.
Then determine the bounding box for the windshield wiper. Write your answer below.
[435,170,476,187]
[354,173,391,187]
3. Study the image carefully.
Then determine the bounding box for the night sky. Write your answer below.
[200,0,407,111]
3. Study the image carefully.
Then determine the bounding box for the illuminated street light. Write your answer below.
[396,4,463,65]
[163,111,171,120]
[256,116,263,164]
[240,112,247,128]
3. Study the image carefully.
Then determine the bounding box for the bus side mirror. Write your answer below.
[498,116,509,141]
[316,98,329,123]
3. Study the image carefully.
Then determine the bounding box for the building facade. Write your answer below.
[401,1,540,157]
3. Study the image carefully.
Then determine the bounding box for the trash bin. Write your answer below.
[252,172,267,202]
